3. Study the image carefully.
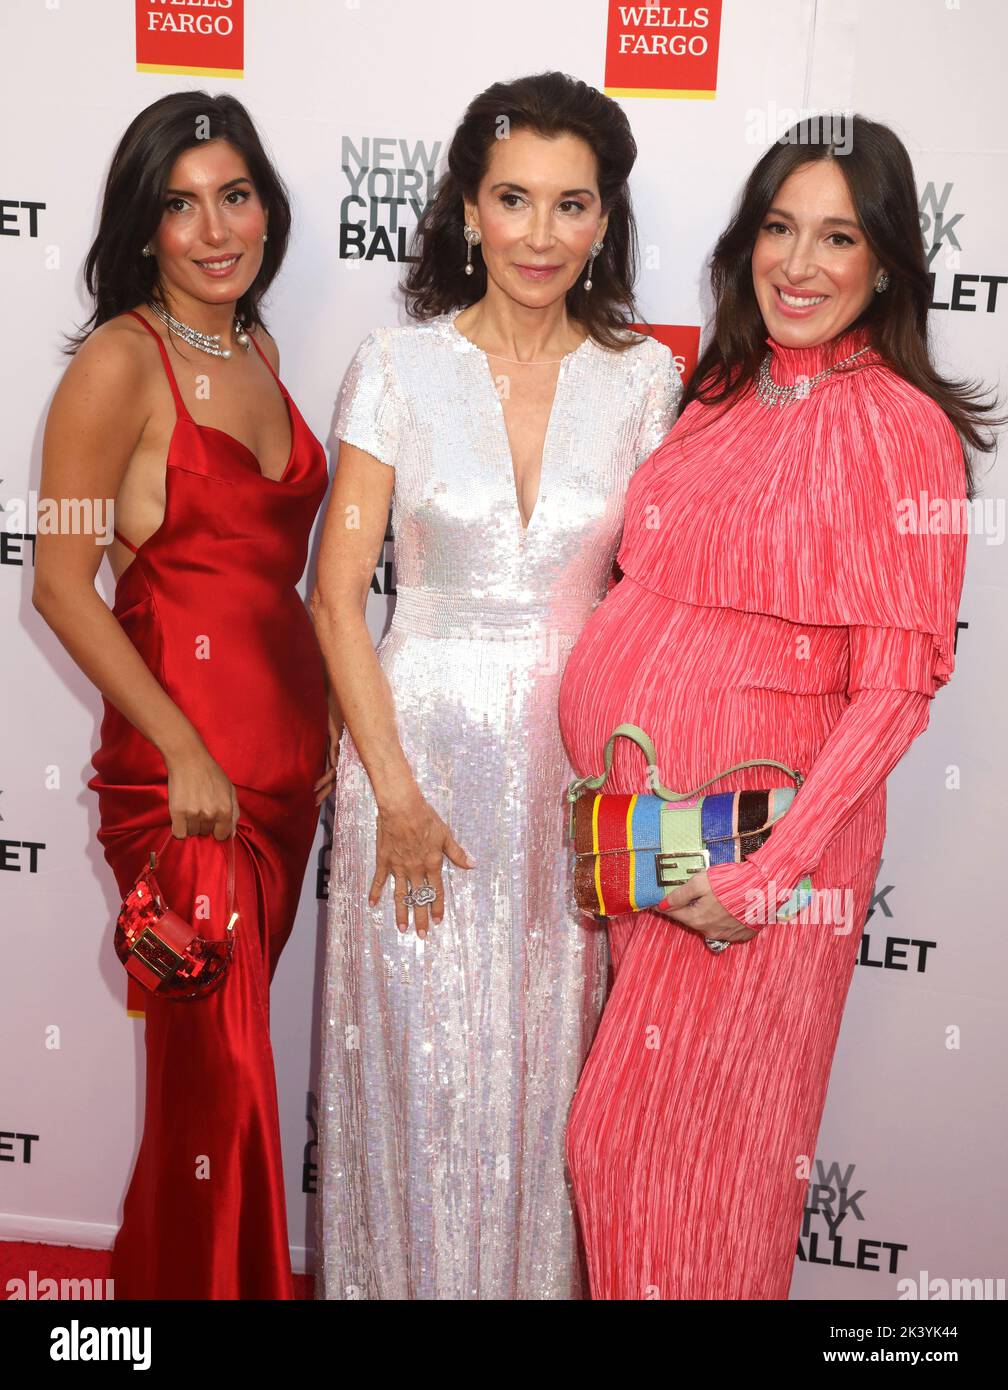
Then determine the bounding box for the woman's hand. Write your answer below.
[652,869,758,947]
[314,704,344,806]
[370,783,475,940]
[166,742,240,841]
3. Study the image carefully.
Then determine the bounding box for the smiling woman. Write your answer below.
[679,114,1000,495]
[310,70,682,1302]
[32,92,333,1300]
[556,113,1002,1302]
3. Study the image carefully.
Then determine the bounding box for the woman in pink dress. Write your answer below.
[557,116,1000,1299]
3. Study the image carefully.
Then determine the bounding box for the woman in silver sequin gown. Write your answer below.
[311,76,681,1300]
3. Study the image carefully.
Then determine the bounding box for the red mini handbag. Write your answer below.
[113,830,239,1001]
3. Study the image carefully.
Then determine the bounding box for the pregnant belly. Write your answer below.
[558,576,846,796]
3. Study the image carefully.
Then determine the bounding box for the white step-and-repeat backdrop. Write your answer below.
[2,0,1004,1298]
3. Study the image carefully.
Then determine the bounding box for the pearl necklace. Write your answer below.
[148,299,250,359]
[756,344,870,407]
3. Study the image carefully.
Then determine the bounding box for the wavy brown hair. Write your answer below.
[680,114,1001,499]
[66,91,291,352]
[402,71,648,352]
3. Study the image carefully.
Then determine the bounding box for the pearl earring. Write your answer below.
[583,239,604,292]
[463,223,481,276]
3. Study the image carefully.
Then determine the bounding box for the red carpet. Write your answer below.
[0,1240,314,1299]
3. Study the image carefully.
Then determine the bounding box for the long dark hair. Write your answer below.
[66,91,291,352]
[681,114,1000,499]
[402,71,647,352]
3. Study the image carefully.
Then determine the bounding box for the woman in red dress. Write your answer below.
[33,93,335,1299]
[557,116,999,1299]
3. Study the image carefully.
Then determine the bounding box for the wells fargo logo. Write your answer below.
[135,0,244,79]
[605,2,722,100]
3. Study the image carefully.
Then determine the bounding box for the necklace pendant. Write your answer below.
[756,345,870,408]
[147,299,247,359]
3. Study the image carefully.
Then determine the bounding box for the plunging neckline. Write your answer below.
[137,308,297,484]
[194,390,296,485]
[447,311,593,536]
[183,341,296,484]
[113,312,301,566]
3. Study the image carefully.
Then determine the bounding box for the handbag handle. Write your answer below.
[149,828,238,924]
[566,723,805,805]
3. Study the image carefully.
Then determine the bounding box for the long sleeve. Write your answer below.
[619,333,968,931]
[618,337,969,699]
[705,624,938,928]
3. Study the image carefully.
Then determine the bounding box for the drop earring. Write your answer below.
[875,270,889,292]
[583,239,604,292]
[463,223,481,275]
[141,244,154,257]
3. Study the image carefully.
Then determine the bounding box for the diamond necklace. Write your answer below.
[147,298,250,359]
[756,344,870,407]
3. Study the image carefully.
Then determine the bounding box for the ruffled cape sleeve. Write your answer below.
[617,364,969,698]
[627,362,970,929]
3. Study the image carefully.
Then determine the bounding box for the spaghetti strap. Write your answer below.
[125,309,192,420]
[89,292,329,1301]
[114,528,139,555]
[247,329,285,389]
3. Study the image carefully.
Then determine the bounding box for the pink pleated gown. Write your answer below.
[556,326,968,1299]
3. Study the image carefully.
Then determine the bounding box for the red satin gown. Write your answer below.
[88,308,328,1299]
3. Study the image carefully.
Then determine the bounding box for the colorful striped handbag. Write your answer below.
[567,724,814,921]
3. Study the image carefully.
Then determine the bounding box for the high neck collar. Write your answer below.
[764,323,876,385]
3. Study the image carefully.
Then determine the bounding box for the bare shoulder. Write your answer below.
[68,311,151,371]
[250,322,280,372]
[51,312,154,416]
[42,312,158,484]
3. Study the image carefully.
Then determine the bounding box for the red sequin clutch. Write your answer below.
[113,831,238,1001]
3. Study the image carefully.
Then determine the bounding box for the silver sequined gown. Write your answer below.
[315,310,680,1299]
